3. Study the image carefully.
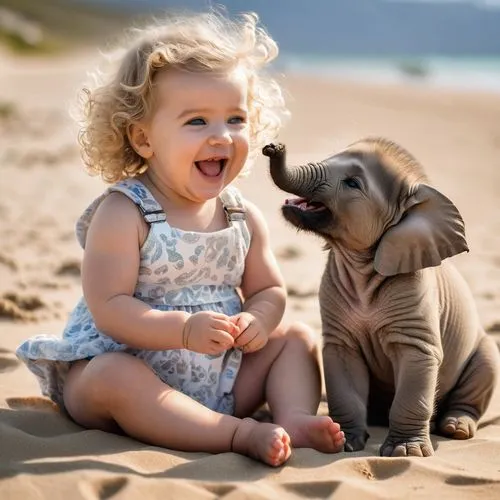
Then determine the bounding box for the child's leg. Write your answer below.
[233,322,345,453]
[63,352,291,466]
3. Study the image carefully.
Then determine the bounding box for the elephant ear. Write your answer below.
[374,184,469,276]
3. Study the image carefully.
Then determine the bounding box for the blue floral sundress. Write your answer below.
[16,178,251,415]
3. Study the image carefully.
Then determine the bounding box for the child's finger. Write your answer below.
[212,330,235,348]
[210,312,232,322]
[211,317,238,333]
[233,315,252,333]
[241,331,260,350]
[234,323,258,347]
[229,322,240,339]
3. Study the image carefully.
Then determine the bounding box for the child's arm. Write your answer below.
[233,200,287,351]
[82,193,236,352]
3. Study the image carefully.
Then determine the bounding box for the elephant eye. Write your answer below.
[342,177,362,190]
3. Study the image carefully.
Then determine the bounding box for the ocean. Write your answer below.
[277,54,500,94]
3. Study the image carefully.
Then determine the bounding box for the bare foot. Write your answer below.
[231,418,291,467]
[279,413,345,453]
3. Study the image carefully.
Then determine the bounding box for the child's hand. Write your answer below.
[183,311,239,354]
[230,312,269,353]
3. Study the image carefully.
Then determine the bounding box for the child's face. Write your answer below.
[137,67,250,204]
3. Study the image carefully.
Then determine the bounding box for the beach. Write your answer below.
[1,47,500,499]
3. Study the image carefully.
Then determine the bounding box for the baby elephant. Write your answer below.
[263,138,499,457]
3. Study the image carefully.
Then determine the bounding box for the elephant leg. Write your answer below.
[438,334,500,439]
[323,342,370,452]
[381,350,438,457]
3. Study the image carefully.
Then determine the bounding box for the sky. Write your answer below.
[393,0,500,6]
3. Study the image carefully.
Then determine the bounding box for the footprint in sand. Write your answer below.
[284,480,340,498]
[0,292,47,321]
[0,348,20,373]
[446,475,499,486]
[356,459,412,481]
[80,477,129,500]
[55,258,81,277]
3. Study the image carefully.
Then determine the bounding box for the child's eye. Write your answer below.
[228,115,246,125]
[186,117,206,126]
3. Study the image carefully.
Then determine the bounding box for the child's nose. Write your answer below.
[208,124,233,145]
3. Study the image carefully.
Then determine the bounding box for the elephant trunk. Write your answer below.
[262,143,322,197]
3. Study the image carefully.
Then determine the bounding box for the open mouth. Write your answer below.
[285,197,328,213]
[282,197,332,232]
[195,157,228,178]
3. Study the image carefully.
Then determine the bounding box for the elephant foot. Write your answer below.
[438,411,477,440]
[380,436,433,457]
[262,143,285,158]
[344,429,369,452]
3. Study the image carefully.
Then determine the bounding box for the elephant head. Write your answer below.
[262,138,469,276]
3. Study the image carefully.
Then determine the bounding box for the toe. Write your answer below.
[272,431,291,466]
[454,418,474,439]
[272,440,290,466]
[334,431,346,451]
[453,421,474,439]
[422,444,433,457]
[407,444,423,457]
[270,435,283,451]
[392,444,408,457]
[442,417,458,434]
[335,430,345,443]
[267,441,283,466]
[330,420,341,433]
[439,413,477,439]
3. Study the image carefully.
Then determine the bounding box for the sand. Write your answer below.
[1,47,500,499]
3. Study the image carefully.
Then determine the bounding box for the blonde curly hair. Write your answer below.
[77,9,288,183]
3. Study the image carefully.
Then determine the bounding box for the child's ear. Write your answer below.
[127,122,153,159]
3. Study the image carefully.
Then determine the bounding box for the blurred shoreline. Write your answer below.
[278,53,500,94]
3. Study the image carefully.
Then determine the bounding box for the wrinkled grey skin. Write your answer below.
[263,138,499,457]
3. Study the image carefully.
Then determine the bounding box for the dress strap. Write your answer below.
[75,178,166,248]
[111,179,167,225]
[219,186,251,249]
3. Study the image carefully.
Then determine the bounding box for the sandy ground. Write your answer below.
[1,47,500,499]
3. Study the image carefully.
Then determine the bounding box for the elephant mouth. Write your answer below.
[282,197,332,231]
[284,197,328,212]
